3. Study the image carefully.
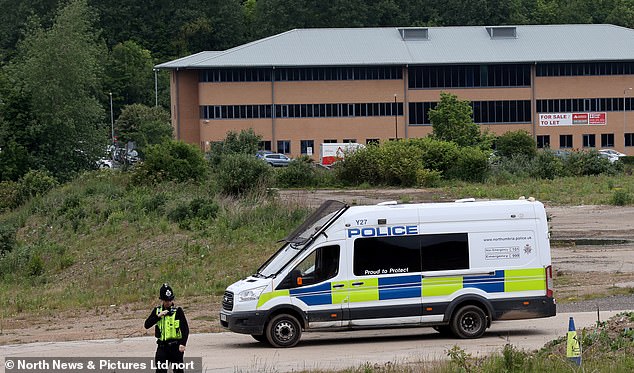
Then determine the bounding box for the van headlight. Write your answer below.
[238,286,266,302]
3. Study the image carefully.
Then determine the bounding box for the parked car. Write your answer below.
[261,153,291,167]
[598,149,626,163]
[256,150,274,159]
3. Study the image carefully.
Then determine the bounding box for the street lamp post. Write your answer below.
[153,68,159,107]
[394,94,398,140]
[625,88,632,149]
[109,92,115,161]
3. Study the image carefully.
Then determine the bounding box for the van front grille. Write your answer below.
[222,291,234,311]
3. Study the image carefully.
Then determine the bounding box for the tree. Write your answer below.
[115,104,172,153]
[10,0,106,180]
[105,40,155,108]
[429,92,482,148]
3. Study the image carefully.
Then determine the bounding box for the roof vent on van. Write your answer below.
[454,198,476,203]
[377,201,398,206]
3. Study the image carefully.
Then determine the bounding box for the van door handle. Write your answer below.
[332,284,345,288]
[352,282,364,286]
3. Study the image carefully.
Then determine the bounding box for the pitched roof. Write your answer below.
[156,24,634,69]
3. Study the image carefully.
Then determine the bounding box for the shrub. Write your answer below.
[447,147,490,182]
[610,189,633,206]
[0,181,21,211]
[495,130,537,159]
[18,169,58,202]
[277,158,316,187]
[133,140,208,183]
[333,145,382,185]
[207,129,261,167]
[416,168,442,187]
[216,153,272,195]
[0,223,17,256]
[376,141,423,186]
[416,138,461,174]
[563,150,616,176]
[531,150,564,180]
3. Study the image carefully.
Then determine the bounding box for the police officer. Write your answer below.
[144,284,189,373]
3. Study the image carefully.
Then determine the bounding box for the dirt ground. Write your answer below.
[2,189,634,346]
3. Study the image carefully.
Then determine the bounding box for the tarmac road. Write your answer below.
[0,310,622,373]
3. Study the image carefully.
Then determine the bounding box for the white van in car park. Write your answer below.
[220,198,556,347]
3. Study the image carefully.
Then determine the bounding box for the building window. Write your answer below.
[626,133,634,147]
[560,135,573,148]
[409,100,531,125]
[536,62,634,77]
[537,135,550,149]
[259,141,271,151]
[366,139,379,145]
[300,140,314,155]
[601,133,615,148]
[408,64,531,89]
[277,140,291,154]
[537,97,632,113]
[583,134,596,148]
[323,139,337,143]
[343,139,357,143]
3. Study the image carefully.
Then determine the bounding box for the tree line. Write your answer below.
[1,0,634,182]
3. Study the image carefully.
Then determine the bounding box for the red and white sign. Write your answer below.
[539,112,606,126]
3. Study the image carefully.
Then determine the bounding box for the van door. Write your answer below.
[278,244,346,329]
[345,234,423,327]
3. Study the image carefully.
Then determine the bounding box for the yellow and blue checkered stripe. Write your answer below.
[257,268,546,307]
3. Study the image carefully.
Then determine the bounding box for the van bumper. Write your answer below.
[220,310,267,335]
[491,296,556,320]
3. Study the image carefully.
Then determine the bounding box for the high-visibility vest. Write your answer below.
[156,307,182,341]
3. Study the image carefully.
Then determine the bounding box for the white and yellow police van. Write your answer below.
[220,199,556,347]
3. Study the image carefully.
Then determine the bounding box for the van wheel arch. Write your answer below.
[266,305,307,330]
[444,295,493,328]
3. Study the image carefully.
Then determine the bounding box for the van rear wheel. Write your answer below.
[450,305,487,339]
[265,314,302,348]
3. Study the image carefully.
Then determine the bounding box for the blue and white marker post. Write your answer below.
[566,316,582,366]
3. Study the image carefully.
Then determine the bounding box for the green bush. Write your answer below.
[18,169,58,202]
[0,181,21,211]
[207,129,261,167]
[531,150,564,180]
[216,153,272,195]
[447,147,490,182]
[610,189,633,206]
[277,157,317,187]
[333,145,382,185]
[0,223,17,255]
[563,150,617,176]
[167,197,219,229]
[416,137,461,174]
[416,168,442,187]
[377,141,422,186]
[495,130,537,159]
[133,140,208,183]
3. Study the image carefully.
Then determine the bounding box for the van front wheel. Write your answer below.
[450,305,487,339]
[265,314,302,348]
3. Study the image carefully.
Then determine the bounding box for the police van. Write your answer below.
[220,199,556,347]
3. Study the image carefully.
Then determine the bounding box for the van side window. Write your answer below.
[278,245,340,289]
[353,236,421,276]
[421,233,469,271]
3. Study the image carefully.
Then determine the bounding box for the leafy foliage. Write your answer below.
[115,104,172,153]
[429,92,483,148]
[495,130,537,159]
[7,0,107,181]
[216,153,273,195]
[208,129,261,167]
[133,140,208,183]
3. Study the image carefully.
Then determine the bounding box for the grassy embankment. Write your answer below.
[1,171,633,318]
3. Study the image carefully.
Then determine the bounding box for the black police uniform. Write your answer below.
[144,284,190,373]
